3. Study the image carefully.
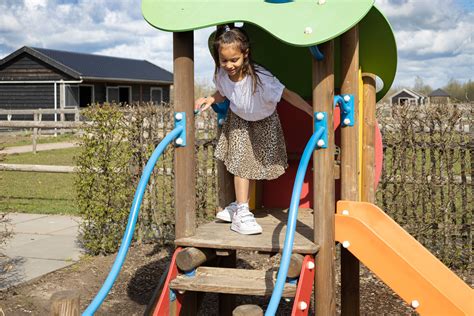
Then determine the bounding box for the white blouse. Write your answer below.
[213,65,285,121]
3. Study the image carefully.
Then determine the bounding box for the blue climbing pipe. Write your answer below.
[83,125,184,316]
[265,125,326,316]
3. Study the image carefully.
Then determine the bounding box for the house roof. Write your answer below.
[389,88,426,100]
[0,46,173,84]
[429,88,450,97]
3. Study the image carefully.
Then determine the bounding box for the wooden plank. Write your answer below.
[361,73,376,203]
[0,163,75,173]
[0,121,83,128]
[340,25,361,316]
[312,40,337,316]
[173,31,196,240]
[175,209,319,254]
[170,267,297,297]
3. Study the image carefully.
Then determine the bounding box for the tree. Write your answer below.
[413,76,432,96]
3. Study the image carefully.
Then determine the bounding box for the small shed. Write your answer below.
[0,46,173,117]
[389,88,427,106]
[428,88,450,104]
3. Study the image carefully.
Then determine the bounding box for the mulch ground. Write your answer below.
[0,244,470,315]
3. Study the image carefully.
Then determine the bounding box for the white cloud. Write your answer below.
[375,0,473,88]
[0,0,471,90]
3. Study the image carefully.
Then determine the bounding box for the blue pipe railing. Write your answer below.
[83,125,184,316]
[265,126,326,316]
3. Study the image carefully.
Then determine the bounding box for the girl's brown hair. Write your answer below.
[212,25,262,93]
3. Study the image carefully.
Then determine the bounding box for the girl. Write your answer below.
[195,25,313,235]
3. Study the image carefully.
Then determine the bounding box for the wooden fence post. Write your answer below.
[33,111,38,154]
[50,291,80,316]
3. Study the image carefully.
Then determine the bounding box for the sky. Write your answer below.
[0,0,472,92]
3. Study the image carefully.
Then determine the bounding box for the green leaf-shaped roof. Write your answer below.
[142,0,374,46]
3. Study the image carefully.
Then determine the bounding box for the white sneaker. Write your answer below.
[231,204,263,235]
[216,202,238,222]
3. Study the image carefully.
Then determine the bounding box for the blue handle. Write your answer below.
[83,126,184,316]
[265,126,326,315]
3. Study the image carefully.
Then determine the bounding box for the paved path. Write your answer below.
[0,142,78,155]
[0,213,82,290]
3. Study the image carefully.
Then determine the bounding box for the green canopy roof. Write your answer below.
[142,1,397,100]
[142,0,374,46]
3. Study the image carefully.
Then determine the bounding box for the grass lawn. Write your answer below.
[0,147,80,215]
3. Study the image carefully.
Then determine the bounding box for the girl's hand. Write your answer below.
[194,96,215,113]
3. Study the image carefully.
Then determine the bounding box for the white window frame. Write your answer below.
[150,87,163,105]
[106,85,131,104]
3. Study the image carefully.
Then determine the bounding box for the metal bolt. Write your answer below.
[175,113,183,120]
[316,112,324,121]
[304,27,313,34]
[343,118,351,125]
[298,301,308,311]
[306,261,315,270]
[411,300,420,308]
[284,298,292,303]
[342,209,350,216]
[175,138,183,145]
[344,95,351,102]
[342,241,351,248]
[317,139,325,147]
[318,0,326,4]
[178,290,186,294]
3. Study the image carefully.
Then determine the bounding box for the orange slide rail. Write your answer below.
[335,201,473,316]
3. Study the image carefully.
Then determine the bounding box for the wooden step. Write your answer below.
[175,208,319,254]
[170,267,297,297]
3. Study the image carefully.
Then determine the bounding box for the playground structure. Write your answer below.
[79,1,473,315]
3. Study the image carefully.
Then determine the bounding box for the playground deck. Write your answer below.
[175,208,319,254]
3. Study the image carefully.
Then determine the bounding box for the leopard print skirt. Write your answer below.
[215,110,288,180]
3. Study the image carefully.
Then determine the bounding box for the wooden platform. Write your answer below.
[170,267,297,297]
[175,208,319,254]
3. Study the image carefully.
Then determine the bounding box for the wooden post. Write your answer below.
[173,31,197,316]
[287,253,305,279]
[176,247,216,272]
[313,40,336,316]
[340,25,360,316]
[38,108,42,137]
[173,31,196,240]
[361,74,376,203]
[33,111,38,154]
[50,291,80,316]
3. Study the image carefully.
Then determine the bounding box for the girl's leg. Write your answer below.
[234,175,250,204]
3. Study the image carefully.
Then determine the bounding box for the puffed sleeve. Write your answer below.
[261,72,285,104]
[213,69,225,97]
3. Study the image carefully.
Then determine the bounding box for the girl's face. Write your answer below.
[218,43,248,80]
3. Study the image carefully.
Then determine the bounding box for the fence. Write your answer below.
[376,103,472,271]
[0,108,82,153]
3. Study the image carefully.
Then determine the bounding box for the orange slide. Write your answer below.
[335,201,473,316]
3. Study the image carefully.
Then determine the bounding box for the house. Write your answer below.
[0,46,173,118]
[389,88,427,106]
[428,88,450,104]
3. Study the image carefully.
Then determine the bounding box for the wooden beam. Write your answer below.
[361,73,376,203]
[0,121,83,129]
[287,253,305,279]
[176,247,216,272]
[312,40,336,316]
[173,31,196,240]
[50,291,80,316]
[0,163,75,173]
[340,25,360,316]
